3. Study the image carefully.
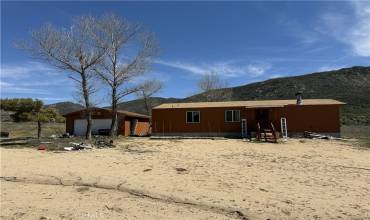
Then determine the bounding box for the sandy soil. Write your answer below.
[1,138,370,219]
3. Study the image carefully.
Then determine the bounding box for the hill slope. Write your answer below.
[186,66,370,125]
[116,97,181,114]
[45,102,83,115]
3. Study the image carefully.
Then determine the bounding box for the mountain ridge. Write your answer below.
[45,102,84,115]
[49,66,370,125]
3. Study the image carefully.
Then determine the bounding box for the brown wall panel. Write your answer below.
[152,107,246,134]
[152,104,342,135]
[284,105,340,132]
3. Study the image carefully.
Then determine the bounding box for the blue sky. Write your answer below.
[1,1,370,105]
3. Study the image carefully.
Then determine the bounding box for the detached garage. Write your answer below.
[63,108,150,136]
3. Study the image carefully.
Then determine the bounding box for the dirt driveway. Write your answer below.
[1,138,370,219]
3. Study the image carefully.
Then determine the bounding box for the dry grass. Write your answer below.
[0,122,65,138]
[341,125,370,148]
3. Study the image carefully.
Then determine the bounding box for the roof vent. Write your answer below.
[295,91,303,105]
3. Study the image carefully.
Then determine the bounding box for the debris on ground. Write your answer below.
[303,131,342,140]
[60,133,71,138]
[1,131,9,138]
[0,134,119,151]
[143,168,152,172]
[94,137,115,148]
[64,142,94,151]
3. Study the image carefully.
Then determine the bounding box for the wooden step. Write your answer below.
[261,134,274,137]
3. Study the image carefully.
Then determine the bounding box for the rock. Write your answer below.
[37,144,46,151]
[175,168,187,172]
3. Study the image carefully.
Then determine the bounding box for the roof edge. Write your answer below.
[153,99,346,109]
[63,107,150,118]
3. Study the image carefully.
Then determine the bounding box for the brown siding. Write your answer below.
[152,104,342,136]
[135,118,150,136]
[283,105,340,133]
[152,107,245,135]
[123,120,130,136]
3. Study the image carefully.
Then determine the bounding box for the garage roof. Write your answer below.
[63,107,150,118]
[116,109,150,118]
[154,99,345,109]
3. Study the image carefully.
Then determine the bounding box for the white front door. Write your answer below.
[74,119,112,136]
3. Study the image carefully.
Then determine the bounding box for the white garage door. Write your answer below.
[74,119,112,136]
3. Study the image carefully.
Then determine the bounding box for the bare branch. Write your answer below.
[136,79,163,116]
[68,75,82,84]
[197,72,232,102]
[18,16,108,140]
[117,86,141,100]
[90,13,159,138]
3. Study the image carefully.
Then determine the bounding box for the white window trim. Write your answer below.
[186,111,200,123]
[225,110,241,122]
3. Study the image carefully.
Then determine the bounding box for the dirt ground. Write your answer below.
[1,138,370,219]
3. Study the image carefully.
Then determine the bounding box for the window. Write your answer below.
[225,110,240,122]
[186,111,200,123]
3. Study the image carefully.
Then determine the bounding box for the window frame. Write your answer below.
[186,111,201,123]
[225,110,241,122]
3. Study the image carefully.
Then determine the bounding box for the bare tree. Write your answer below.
[197,72,232,101]
[93,13,158,139]
[136,79,163,116]
[19,16,105,140]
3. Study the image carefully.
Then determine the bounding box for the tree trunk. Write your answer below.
[81,72,92,140]
[143,94,151,116]
[37,120,41,139]
[110,86,118,139]
[143,95,153,135]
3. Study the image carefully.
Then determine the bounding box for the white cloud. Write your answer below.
[0,61,74,97]
[351,2,370,56]
[270,74,283,79]
[155,59,271,78]
[0,61,59,79]
[154,60,206,75]
[318,65,345,72]
[246,64,271,76]
[0,81,49,95]
[40,97,69,101]
[319,1,370,57]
